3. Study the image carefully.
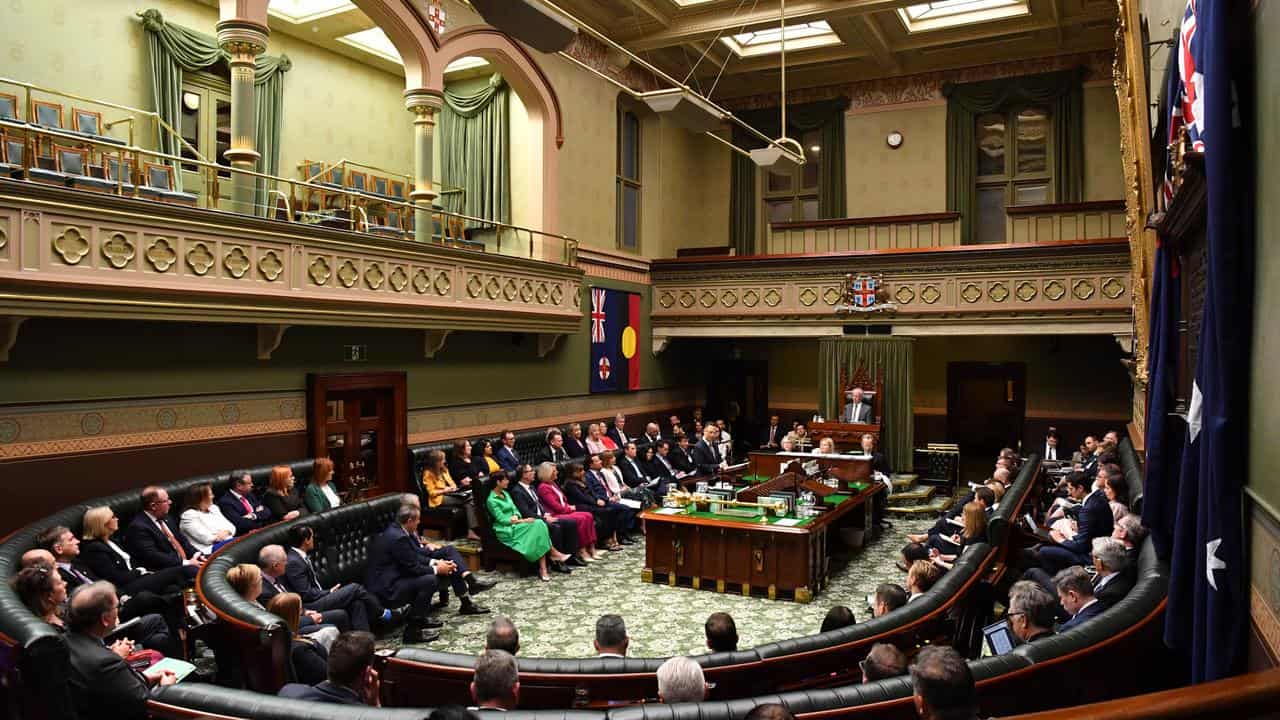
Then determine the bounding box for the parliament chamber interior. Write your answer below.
[0,0,1276,718]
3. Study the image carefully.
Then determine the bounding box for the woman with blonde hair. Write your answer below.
[584,423,610,455]
[179,483,236,554]
[79,506,187,595]
[267,592,332,683]
[930,501,988,570]
[422,448,480,540]
[263,466,307,521]
[303,457,341,513]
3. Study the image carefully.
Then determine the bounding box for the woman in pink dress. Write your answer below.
[534,463,599,562]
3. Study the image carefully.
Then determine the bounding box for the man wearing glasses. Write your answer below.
[1006,579,1057,643]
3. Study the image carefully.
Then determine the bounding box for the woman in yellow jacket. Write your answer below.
[422,449,480,539]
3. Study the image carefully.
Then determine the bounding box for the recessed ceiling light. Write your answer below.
[336,27,403,64]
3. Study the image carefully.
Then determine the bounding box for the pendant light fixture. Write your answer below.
[749,0,805,170]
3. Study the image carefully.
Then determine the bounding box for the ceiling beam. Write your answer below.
[625,0,672,27]
[620,0,920,51]
[698,44,875,77]
[856,13,901,73]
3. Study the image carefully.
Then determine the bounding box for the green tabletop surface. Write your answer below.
[671,492,854,527]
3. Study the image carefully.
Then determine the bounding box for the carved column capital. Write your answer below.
[216,21,269,62]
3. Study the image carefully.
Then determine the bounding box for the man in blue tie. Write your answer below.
[496,430,521,474]
[1054,566,1105,631]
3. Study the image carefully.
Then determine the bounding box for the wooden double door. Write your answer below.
[306,372,408,500]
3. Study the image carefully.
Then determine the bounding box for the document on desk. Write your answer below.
[653,507,683,515]
[774,518,803,527]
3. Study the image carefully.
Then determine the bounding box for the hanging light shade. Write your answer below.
[469,0,579,53]
[642,89,725,134]
[750,139,804,170]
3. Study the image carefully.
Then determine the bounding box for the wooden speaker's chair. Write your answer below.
[138,163,198,205]
[839,366,885,425]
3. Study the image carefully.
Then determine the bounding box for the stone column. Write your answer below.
[216,20,268,215]
[405,90,444,244]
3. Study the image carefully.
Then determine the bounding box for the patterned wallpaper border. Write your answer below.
[0,387,701,461]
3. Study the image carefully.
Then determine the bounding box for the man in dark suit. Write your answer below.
[642,422,662,448]
[1090,537,1135,609]
[1036,468,1117,573]
[277,525,405,632]
[1054,566,1105,631]
[618,441,665,497]
[278,630,379,705]
[124,486,203,574]
[1006,580,1056,644]
[217,473,274,535]
[652,440,683,485]
[365,505,448,643]
[257,544,350,634]
[606,413,630,448]
[39,526,181,657]
[495,431,521,474]
[842,388,872,424]
[670,435,695,475]
[400,494,498,597]
[510,470,582,566]
[65,581,177,719]
[586,455,638,538]
[691,426,725,476]
[760,415,783,450]
[536,429,570,466]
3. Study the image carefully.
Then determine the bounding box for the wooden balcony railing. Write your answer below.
[1000,668,1280,720]
[764,201,1126,255]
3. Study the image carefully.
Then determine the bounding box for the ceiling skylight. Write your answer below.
[337,27,403,64]
[720,20,841,57]
[669,0,718,5]
[268,0,356,24]
[898,0,1030,33]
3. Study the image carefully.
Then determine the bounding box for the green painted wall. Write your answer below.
[1248,0,1280,515]
[0,279,696,410]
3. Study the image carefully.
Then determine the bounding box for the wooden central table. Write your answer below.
[640,481,883,603]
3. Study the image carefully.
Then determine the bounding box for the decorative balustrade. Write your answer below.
[0,179,583,355]
[649,238,1132,347]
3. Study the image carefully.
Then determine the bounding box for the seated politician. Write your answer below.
[1091,537,1135,609]
[813,437,836,455]
[563,423,588,459]
[842,387,873,424]
[303,457,342,513]
[537,429,572,465]
[512,463,584,565]
[365,506,452,643]
[563,463,624,551]
[928,501,987,569]
[80,506,189,596]
[473,438,501,477]
[584,455,639,537]
[1006,580,1056,644]
[178,483,237,555]
[534,462,600,561]
[262,466,308,522]
[217,472,274,535]
[268,592,330,685]
[277,529,404,632]
[670,434,696,474]
[448,439,481,487]
[1054,566,1104,631]
[279,630,381,706]
[399,494,497,605]
[872,583,908,618]
[486,471,575,581]
[65,582,177,720]
[11,564,69,629]
[233,560,347,639]
[422,448,479,540]
[125,486,204,574]
[495,430,522,474]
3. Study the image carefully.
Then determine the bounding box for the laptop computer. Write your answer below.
[1023,512,1054,543]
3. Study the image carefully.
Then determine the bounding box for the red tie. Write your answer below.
[240,495,253,514]
[156,517,187,560]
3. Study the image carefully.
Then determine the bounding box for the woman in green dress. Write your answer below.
[486,470,572,582]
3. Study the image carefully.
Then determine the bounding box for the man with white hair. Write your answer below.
[1112,513,1147,557]
[656,656,708,703]
[1090,536,1134,609]
[843,387,871,423]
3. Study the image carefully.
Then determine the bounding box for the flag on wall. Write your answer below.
[1146,0,1253,684]
[589,287,640,393]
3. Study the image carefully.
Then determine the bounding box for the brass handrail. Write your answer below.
[0,119,577,265]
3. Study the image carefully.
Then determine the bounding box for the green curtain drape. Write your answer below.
[730,98,849,252]
[729,141,757,255]
[817,337,915,472]
[138,8,291,212]
[944,69,1083,245]
[441,73,510,228]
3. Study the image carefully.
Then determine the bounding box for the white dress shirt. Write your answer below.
[1044,443,1058,461]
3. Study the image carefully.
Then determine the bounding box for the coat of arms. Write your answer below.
[836,273,896,314]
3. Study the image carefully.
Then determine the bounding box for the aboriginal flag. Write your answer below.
[589,287,640,393]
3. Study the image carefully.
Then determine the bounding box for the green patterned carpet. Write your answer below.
[389,516,932,658]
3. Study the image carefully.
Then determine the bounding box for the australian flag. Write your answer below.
[1150,0,1253,684]
[589,287,641,393]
